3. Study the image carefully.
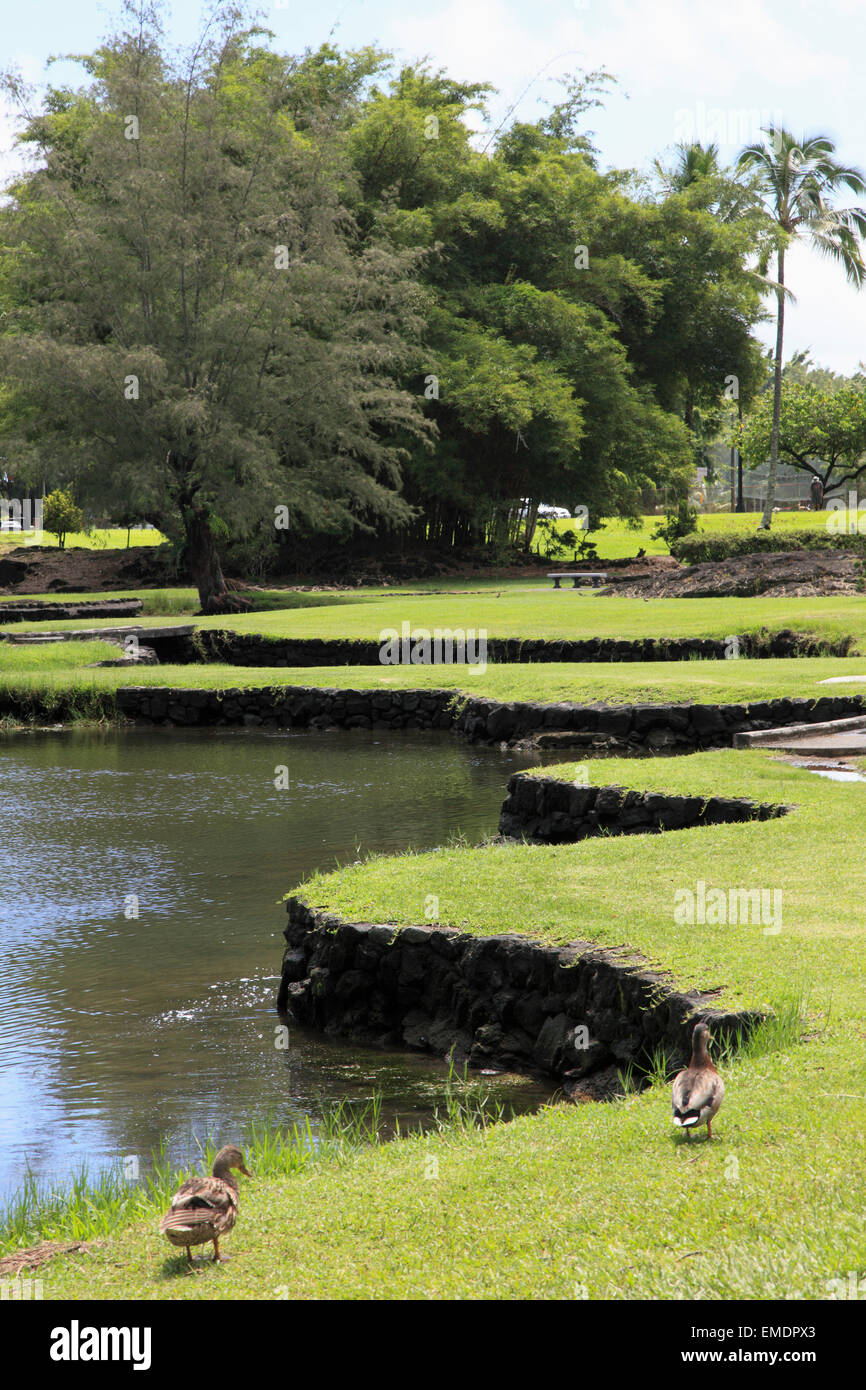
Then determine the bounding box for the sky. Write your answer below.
[2,0,865,372]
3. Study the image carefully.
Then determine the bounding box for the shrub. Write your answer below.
[535,517,578,559]
[651,501,699,552]
[671,529,866,564]
[42,489,85,549]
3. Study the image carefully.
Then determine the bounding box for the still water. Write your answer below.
[0,727,555,1201]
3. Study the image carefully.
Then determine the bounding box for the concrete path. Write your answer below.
[735,714,866,756]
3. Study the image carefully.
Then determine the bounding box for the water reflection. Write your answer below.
[782,757,866,783]
[0,727,559,1199]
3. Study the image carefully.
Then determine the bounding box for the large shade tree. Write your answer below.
[343,63,771,547]
[740,380,866,504]
[0,4,432,609]
[737,128,866,529]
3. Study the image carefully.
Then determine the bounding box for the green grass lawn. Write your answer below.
[3,577,864,1300]
[27,749,866,1299]
[539,508,834,559]
[6,586,866,653]
[3,642,866,713]
[0,527,166,550]
[300,750,860,1012]
[191,589,866,649]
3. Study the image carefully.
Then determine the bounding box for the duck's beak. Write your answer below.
[239,1162,252,1178]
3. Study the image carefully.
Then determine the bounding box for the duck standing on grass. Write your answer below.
[672,1022,725,1140]
[160,1144,251,1266]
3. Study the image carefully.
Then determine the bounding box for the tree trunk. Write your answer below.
[522,501,538,553]
[760,248,786,529]
[182,508,249,615]
[736,399,744,512]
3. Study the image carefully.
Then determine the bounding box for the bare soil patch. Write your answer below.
[604,549,862,599]
[0,544,173,594]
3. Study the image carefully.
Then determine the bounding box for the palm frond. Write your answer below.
[807,225,866,287]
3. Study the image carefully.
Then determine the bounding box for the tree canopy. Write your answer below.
[740,380,866,500]
[0,2,784,592]
[0,6,432,606]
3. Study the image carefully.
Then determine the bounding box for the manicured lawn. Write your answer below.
[3,578,864,1301]
[194,589,866,647]
[35,1043,866,1300]
[3,644,866,711]
[32,749,866,1299]
[538,508,835,559]
[301,750,861,1013]
[6,586,866,651]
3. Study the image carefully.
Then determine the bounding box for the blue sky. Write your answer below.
[2,0,865,371]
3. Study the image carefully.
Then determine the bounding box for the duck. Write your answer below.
[159,1144,251,1265]
[672,1021,725,1140]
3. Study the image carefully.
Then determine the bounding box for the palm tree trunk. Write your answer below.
[760,247,786,529]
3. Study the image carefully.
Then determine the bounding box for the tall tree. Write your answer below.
[0,4,431,609]
[345,64,763,546]
[737,128,866,528]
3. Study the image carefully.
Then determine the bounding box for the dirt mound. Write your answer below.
[604,549,862,599]
[0,544,174,594]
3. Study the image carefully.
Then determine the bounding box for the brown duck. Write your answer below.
[672,1022,725,1140]
[159,1144,251,1265]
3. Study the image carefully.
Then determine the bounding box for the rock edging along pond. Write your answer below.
[99,685,866,751]
[277,898,761,1097]
[0,597,144,625]
[499,773,790,843]
[149,626,850,665]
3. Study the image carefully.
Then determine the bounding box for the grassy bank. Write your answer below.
[3,575,864,1301]
[29,1044,866,1300]
[1,1093,428,1263]
[300,750,862,1012]
[19,748,865,1299]
[3,642,866,713]
[5,586,866,651]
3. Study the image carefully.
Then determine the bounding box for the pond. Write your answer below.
[0,726,559,1202]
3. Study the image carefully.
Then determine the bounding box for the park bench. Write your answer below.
[547,571,608,589]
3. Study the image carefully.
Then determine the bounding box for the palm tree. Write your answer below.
[737,128,866,527]
[653,140,721,194]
